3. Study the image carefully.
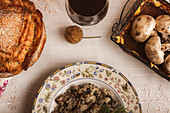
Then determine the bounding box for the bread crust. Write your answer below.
[0,0,46,78]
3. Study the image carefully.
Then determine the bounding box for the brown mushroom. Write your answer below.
[145,36,170,65]
[131,15,156,42]
[155,15,170,35]
[164,55,170,74]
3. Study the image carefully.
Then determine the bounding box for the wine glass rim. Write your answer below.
[65,0,109,18]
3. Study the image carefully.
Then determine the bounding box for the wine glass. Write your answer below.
[65,0,109,27]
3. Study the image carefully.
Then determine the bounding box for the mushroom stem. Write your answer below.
[161,34,170,43]
[150,30,158,37]
[161,43,170,52]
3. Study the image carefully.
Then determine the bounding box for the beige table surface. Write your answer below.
[0,0,170,113]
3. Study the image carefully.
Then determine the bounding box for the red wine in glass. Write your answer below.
[65,0,109,26]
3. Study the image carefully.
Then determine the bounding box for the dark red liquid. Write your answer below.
[68,0,107,16]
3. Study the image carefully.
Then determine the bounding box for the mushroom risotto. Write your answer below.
[52,83,127,113]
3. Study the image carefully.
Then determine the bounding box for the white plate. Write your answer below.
[32,61,142,113]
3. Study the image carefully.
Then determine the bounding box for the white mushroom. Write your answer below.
[161,43,170,52]
[145,36,170,65]
[131,15,156,42]
[164,55,170,74]
[155,15,170,35]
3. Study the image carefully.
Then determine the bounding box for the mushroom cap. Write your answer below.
[155,15,170,35]
[145,36,164,65]
[164,55,170,74]
[130,15,156,42]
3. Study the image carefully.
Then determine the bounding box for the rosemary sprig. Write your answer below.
[99,103,110,113]
[99,104,128,113]
[115,106,128,113]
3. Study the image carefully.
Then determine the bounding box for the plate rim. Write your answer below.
[32,61,142,113]
[49,77,125,111]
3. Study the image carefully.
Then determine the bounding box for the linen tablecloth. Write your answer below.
[0,0,170,113]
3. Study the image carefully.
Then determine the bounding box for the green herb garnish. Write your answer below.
[99,103,110,113]
[114,106,128,113]
[99,104,128,113]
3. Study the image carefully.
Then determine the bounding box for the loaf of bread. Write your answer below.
[0,0,46,78]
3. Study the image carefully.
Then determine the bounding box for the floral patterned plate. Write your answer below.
[32,61,142,113]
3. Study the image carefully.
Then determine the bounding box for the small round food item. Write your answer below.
[164,55,170,74]
[65,26,83,44]
[155,15,170,35]
[145,36,165,65]
[52,83,123,113]
[130,15,156,42]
